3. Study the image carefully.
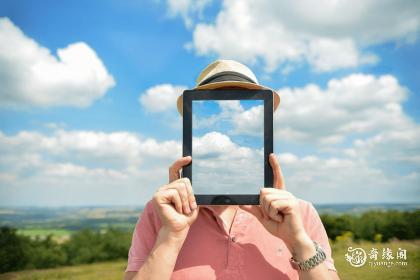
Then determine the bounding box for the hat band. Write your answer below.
[198,71,256,87]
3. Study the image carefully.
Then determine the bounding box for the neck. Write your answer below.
[206,205,238,215]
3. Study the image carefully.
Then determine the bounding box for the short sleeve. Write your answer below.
[300,199,337,272]
[126,199,162,272]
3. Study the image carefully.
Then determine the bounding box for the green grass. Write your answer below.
[0,240,419,279]
[333,239,420,279]
[0,261,126,280]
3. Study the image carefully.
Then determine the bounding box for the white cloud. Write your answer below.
[166,0,213,28]
[0,129,181,206]
[186,0,419,72]
[231,104,263,136]
[192,131,263,193]
[0,129,181,170]
[345,126,420,167]
[0,126,418,205]
[0,17,115,108]
[275,74,412,144]
[307,38,379,72]
[139,84,186,112]
[228,74,412,145]
[192,100,244,129]
[277,152,420,204]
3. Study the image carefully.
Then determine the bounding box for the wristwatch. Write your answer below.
[289,241,326,271]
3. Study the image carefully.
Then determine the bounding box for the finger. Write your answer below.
[269,153,285,189]
[260,188,292,198]
[239,205,263,220]
[259,192,272,220]
[169,156,192,183]
[160,181,191,214]
[160,188,183,214]
[259,193,267,219]
[261,193,274,219]
[182,177,197,211]
[261,193,289,220]
[176,180,191,214]
[268,200,285,223]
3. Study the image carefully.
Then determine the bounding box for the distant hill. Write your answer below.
[0,206,144,231]
[314,202,420,215]
[1,203,419,230]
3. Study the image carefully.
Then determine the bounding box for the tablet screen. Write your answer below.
[192,100,264,194]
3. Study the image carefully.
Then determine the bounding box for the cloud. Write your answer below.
[185,0,419,72]
[228,74,412,145]
[192,100,244,129]
[277,152,419,204]
[139,84,186,112]
[192,131,263,193]
[276,73,413,144]
[1,126,418,206]
[166,0,213,28]
[345,126,420,169]
[0,129,181,171]
[0,17,115,108]
[0,129,181,206]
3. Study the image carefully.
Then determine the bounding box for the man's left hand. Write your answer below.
[240,153,312,254]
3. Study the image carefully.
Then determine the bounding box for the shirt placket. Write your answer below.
[204,207,250,279]
[227,210,247,269]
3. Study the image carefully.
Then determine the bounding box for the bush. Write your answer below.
[1,209,419,273]
[0,227,132,273]
[320,209,420,242]
[63,228,132,265]
[25,235,68,269]
[0,227,28,272]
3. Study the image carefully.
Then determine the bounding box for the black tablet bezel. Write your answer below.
[182,89,274,205]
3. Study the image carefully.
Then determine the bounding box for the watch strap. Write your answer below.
[290,241,327,271]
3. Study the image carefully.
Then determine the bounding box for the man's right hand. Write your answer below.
[152,156,199,238]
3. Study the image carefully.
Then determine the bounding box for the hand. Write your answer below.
[240,153,311,253]
[152,156,199,238]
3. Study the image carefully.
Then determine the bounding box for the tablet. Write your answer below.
[182,89,273,205]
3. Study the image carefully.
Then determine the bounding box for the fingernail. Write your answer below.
[192,201,197,209]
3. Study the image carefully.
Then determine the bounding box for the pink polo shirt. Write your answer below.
[126,198,336,279]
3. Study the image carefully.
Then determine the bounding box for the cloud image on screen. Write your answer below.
[192,100,264,194]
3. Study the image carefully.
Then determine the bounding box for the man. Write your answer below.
[125,60,340,280]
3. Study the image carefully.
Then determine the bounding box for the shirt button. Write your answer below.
[231,236,237,242]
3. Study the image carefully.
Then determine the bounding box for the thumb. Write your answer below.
[239,205,263,220]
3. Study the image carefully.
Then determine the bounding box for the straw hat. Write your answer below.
[176,59,280,115]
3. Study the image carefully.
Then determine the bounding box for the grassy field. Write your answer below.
[0,261,126,280]
[1,240,419,280]
[332,239,420,280]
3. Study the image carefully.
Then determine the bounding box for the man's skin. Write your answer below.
[125,154,341,280]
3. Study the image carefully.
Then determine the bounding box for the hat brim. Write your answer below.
[176,81,280,115]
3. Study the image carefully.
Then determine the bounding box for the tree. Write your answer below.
[0,227,28,272]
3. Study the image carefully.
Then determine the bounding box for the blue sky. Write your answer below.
[0,0,419,206]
